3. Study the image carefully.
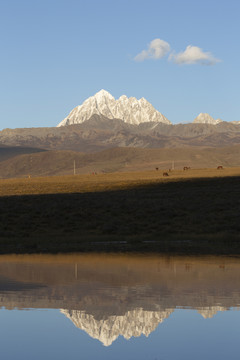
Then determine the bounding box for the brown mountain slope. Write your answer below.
[1,145,240,178]
[0,146,46,162]
[1,115,240,152]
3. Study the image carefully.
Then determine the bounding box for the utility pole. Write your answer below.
[74,160,76,175]
[75,263,78,279]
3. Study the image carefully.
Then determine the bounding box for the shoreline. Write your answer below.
[1,235,240,255]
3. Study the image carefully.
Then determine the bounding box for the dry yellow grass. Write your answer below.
[1,167,240,196]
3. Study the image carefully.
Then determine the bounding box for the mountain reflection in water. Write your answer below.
[0,254,240,346]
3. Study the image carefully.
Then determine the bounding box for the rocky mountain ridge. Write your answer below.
[2,115,240,153]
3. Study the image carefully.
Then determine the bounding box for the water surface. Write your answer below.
[0,254,240,359]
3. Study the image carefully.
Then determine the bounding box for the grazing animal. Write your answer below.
[217,166,223,170]
[155,167,159,171]
[183,166,190,170]
[163,172,169,177]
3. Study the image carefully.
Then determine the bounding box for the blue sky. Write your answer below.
[0,0,239,129]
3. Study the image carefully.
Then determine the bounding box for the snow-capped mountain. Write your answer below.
[197,306,226,319]
[61,305,228,346]
[57,89,171,127]
[61,308,173,346]
[193,113,223,125]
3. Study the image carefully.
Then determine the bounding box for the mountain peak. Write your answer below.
[61,308,173,346]
[118,94,128,101]
[94,89,115,101]
[57,91,171,127]
[193,113,223,125]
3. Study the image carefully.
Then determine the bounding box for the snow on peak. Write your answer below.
[139,97,147,103]
[193,113,223,125]
[61,308,173,346]
[57,90,171,126]
[197,306,226,319]
[118,95,128,101]
[94,89,115,101]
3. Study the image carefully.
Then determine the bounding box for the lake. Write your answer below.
[0,253,240,359]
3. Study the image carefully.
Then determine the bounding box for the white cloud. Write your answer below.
[134,38,170,61]
[169,45,220,65]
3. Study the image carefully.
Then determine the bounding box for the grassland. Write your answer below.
[0,167,240,254]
